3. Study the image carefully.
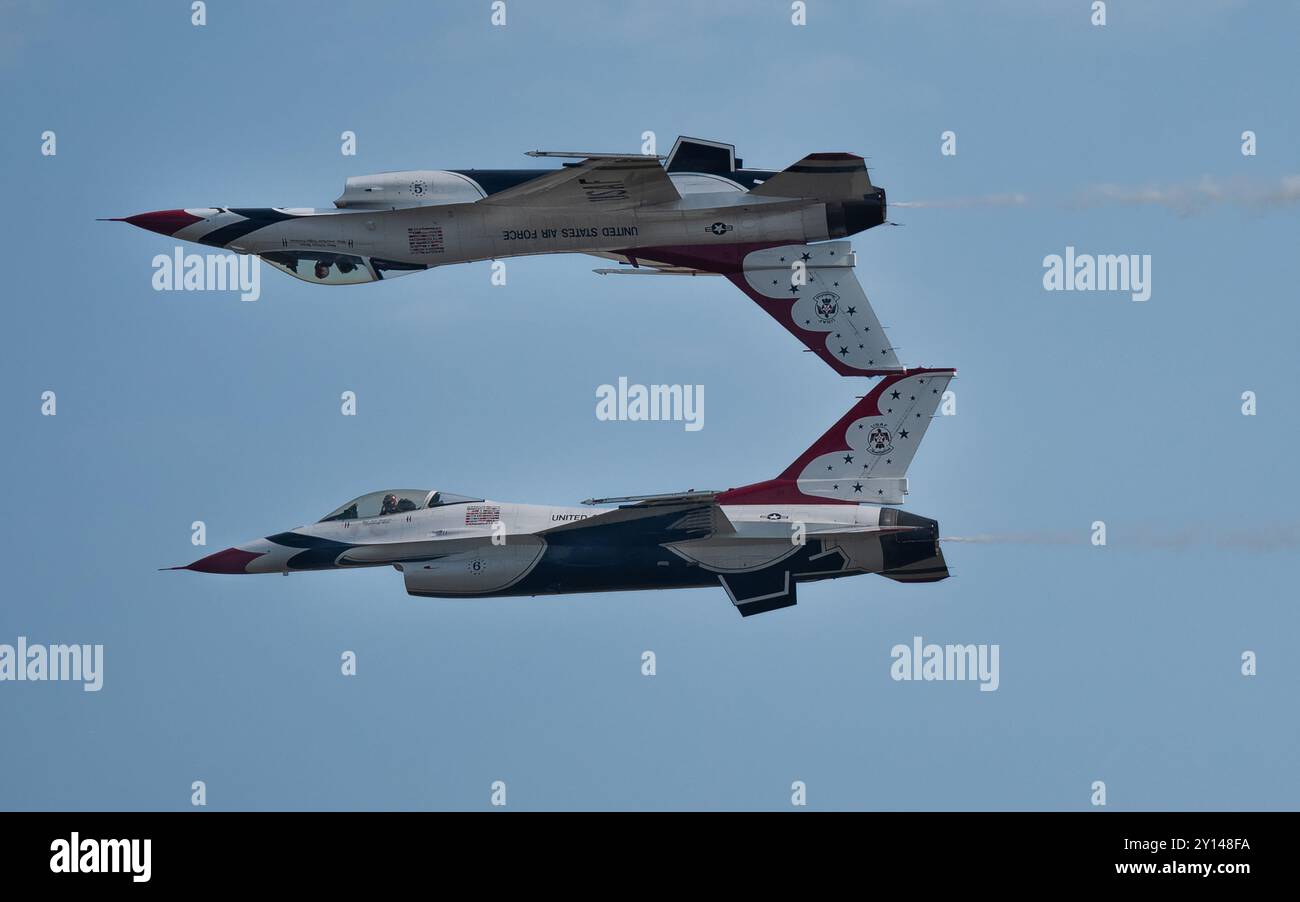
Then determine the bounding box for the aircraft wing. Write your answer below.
[542,492,734,539]
[479,156,680,209]
[604,241,903,376]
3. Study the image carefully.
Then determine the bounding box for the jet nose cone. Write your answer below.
[106,209,203,237]
[184,546,265,574]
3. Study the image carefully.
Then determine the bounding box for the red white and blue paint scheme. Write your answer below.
[171,369,954,617]
[109,137,907,376]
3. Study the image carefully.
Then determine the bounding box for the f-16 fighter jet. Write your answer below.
[169,369,954,616]
[109,137,905,376]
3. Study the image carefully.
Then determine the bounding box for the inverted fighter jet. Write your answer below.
[170,369,954,616]
[109,137,906,376]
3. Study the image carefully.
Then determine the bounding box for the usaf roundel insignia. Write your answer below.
[813,290,840,323]
[866,423,893,455]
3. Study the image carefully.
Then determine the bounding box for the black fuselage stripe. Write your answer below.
[199,209,301,248]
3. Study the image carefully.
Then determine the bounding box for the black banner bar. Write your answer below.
[0,811,1284,887]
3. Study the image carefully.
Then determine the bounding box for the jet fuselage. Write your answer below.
[133,188,875,285]
[115,147,887,287]
[191,498,939,602]
[174,367,955,616]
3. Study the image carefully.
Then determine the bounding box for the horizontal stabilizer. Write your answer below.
[881,548,950,583]
[749,152,872,199]
[719,568,797,617]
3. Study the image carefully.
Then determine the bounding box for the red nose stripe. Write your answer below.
[116,209,204,237]
[186,547,263,574]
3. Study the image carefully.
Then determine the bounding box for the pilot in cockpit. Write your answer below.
[380,493,419,516]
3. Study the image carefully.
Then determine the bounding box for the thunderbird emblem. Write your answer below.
[813,291,840,322]
[866,423,893,455]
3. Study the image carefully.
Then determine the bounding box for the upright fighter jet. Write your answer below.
[109,137,906,376]
[169,369,954,616]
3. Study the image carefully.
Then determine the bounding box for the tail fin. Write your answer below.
[749,152,873,199]
[717,369,955,506]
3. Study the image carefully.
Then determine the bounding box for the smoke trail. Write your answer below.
[892,193,1030,209]
[1072,174,1300,217]
[944,524,1300,553]
[943,531,1076,546]
[892,175,1300,216]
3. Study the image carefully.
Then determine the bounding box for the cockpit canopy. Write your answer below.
[261,251,427,285]
[318,489,483,522]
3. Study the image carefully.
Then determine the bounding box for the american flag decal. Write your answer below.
[407,226,444,255]
[465,505,501,526]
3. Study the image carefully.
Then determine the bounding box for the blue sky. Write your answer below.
[1,0,1297,810]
